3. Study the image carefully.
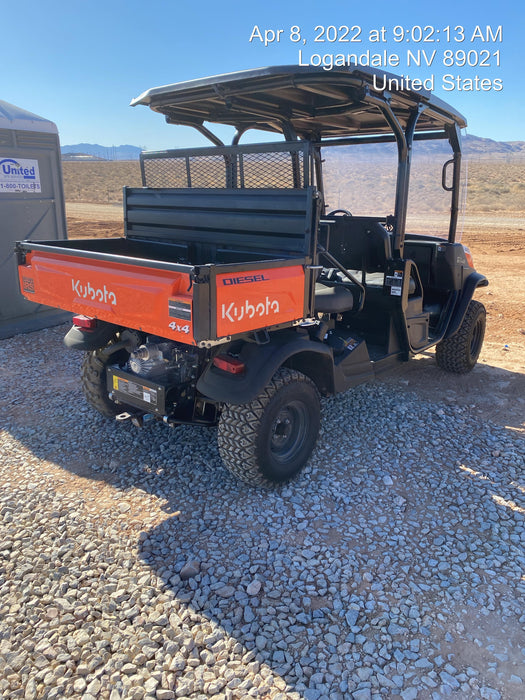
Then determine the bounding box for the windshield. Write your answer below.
[320,143,397,218]
[406,144,466,242]
[320,139,465,241]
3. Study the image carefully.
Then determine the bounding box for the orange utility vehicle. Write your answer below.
[17,65,487,485]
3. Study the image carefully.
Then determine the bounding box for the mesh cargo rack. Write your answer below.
[140,141,313,190]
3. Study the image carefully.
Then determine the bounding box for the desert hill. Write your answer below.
[61,135,525,162]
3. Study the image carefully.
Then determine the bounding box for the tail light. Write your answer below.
[73,314,97,329]
[213,354,245,375]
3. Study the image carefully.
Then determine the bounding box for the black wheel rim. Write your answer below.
[470,317,484,359]
[270,401,309,463]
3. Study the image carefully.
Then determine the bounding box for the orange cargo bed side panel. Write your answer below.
[18,251,197,345]
[216,266,305,337]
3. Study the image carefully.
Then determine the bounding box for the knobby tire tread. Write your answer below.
[435,300,486,374]
[218,368,318,487]
[81,350,123,418]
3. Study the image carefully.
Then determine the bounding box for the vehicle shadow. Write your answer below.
[3,325,524,697]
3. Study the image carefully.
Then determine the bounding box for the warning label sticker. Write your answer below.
[385,270,403,297]
[113,375,158,407]
[0,157,41,193]
[22,277,35,293]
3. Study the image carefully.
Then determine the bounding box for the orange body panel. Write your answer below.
[18,251,195,344]
[216,266,305,337]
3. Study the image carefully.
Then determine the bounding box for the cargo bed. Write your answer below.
[17,186,319,346]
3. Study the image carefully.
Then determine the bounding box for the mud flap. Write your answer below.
[64,321,119,350]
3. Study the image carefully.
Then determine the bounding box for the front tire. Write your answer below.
[436,299,486,374]
[218,368,320,486]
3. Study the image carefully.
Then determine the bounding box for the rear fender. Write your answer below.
[444,272,488,338]
[64,320,119,351]
[196,331,333,404]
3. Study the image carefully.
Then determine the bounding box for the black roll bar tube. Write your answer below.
[445,122,462,244]
[365,93,426,258]
[394,105,425,257]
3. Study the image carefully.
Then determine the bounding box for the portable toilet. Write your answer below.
[0,100,70,339]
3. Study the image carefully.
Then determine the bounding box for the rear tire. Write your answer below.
[81,349,126,418]
[218,368,320,486]
[436,299,486,374]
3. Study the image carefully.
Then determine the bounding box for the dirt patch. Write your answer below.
[67,218,123,238]
[62,161,141,204]
[66,203,124,239]
[463,222,525,376]
[66,202,124,221]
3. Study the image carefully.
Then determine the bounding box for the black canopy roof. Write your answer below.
[131,64,466,140]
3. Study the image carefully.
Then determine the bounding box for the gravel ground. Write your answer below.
[1,325,524,700]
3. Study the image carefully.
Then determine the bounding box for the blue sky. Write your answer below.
[2,0,522,150]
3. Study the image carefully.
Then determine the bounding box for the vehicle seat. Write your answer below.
[314,283,354,313]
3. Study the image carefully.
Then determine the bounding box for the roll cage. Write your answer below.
[132,64,467,256]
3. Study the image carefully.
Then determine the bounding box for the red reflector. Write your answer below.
[213,354,245,375]
[72,315,97,329]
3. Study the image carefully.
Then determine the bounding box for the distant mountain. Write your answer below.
[463,135,525,157]
[324,134,525,165]
[61,143,143,161]
[408,134,525,157]
[61,136,525,161]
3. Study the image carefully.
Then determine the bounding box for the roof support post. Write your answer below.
[280,120,303,188]
[446,122,462,243]
[193,124,225,147]
[371,98,425,258]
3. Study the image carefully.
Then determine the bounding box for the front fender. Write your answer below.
[444,271,488,339]
[197,332,333,404]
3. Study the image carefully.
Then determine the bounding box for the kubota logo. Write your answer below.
[72,279,117,305]
[221,297,279,323]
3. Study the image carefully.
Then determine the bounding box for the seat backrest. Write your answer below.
[325,217,393,272]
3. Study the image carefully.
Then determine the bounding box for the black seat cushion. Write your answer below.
[314,283,354,314]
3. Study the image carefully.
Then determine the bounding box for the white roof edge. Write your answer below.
[0,99,58,134]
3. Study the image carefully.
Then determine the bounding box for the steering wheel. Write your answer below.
[327,209,353,217]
